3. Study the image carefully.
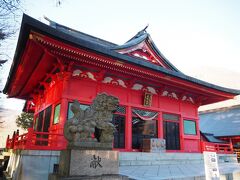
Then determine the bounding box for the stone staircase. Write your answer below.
[119,152,204,166]
[119,152,238,166]
[119,152,240,180]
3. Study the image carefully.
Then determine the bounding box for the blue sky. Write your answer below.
[1,0,240,110]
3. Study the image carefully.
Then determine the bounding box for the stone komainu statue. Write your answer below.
[64,93,119,145]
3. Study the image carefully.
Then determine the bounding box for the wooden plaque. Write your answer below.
[143,92,152,107]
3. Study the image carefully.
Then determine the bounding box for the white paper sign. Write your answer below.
[203,151,220,180]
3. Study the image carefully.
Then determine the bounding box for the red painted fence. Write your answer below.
[6,128,66,150]
[201,141,233,154]
[6,128,233,154]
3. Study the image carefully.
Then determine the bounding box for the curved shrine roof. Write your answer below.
[112,26,180,72]
[3,14,240,101]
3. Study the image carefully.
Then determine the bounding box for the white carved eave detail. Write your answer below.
[102,77,112,83]
[189,97,194,103]
[162,91,178,100]
[182,95,187,101]
[72,69,96,81]
[102,77,127,88]
[162,91,168,96]
[171,93,178,99]
[182,96,194,104]
[132,83,157,94]
[147,87,157,94]
[49,80,56,88]
[72,69,81,76]
[118,79,127,88]
[132,83,143,90]
[87,72,96,81]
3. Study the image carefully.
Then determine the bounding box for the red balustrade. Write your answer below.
[5,128,67,150]
[6,129,234,154]
[201,141,233,154]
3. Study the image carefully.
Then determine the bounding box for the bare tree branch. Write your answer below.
[0,0,22,62]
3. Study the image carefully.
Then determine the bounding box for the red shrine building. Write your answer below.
[4,14,240,153]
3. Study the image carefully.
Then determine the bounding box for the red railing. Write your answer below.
[201,141,233,154]
[6,128,67,150]
[6,129,234,154]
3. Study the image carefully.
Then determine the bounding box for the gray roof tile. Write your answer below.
[200,106,240,137]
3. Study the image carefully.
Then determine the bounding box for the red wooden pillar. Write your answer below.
[59,98,68,129]
[196,118,201,152]
[179,115,184,152]
[60,71,71,133]
[229,138,233,152]
[26,128,34,149]
[58,98,68,148]
[158,112,163,139]
[125,106,132,151]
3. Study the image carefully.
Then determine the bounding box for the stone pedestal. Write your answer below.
[67,142,113,150]
[49,95,128,179]
[58,149,119,177]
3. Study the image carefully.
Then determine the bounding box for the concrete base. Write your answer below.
[4,150,60,180]
[59,150,119,177]
[4,150,240,180]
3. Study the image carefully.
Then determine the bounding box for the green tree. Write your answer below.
[16,112,33,130]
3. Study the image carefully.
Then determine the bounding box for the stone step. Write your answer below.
[120,159,204,166]
[120,163,240,180]
[120,152,203,161]
[119,152,203,160]
[119,152,204,166]
[119,152,238,166]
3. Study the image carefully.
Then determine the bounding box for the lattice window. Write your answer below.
[163,113,179,121]
[132,108,158,119]
[115,106,126,114]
